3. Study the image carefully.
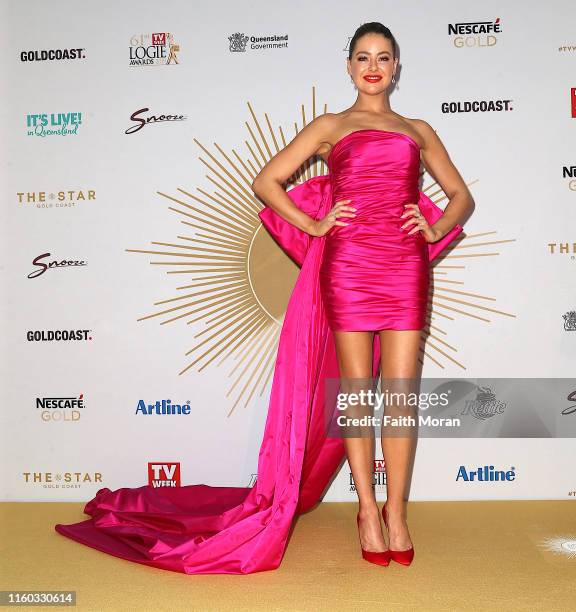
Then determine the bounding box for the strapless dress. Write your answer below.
[319,129,429,332]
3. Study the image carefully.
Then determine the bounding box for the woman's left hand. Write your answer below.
[400,203,443,244]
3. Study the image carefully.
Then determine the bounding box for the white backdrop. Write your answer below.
[1,0,575,501]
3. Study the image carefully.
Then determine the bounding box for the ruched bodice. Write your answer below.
[328,129,421,230]
[319,129,430,331]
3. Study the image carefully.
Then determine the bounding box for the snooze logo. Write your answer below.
[448,17,502,48]
[125,107,186,134]
[561,390,576,415]
[456,465,516,482]
[148,463,181,487]
[28,252,87,279]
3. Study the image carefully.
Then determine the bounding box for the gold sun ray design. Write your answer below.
[126,86,516,415]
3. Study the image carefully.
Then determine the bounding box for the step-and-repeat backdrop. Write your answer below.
[2,0,575,501]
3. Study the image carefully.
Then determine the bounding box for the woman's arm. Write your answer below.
[251,114,336,236]
[412,119,475,239]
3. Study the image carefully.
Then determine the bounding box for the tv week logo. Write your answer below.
[572,88,576,118]
[148,462,180,487]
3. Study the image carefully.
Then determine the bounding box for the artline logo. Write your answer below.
[36,393,85,422]
[563,312,576,332]
[547,243,576,258]
[135,399,192,415]
[349,459,387,492]
[17,189,96,209]
[22,471,103,488]
[456,465,516,482]
[28,252,87,279]
[562,165,576,191]
[20,48,86,61]
[148,463,181,487]
[460,386,506,420]
[26,329,93,342]
[447,17,502,48]
[129,33,180,66]
[125,107,186,135]
[441,99,513,113]
[26,112,83,137]
[228,32,288,52]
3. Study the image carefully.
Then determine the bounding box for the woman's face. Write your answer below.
[347,33,397,91]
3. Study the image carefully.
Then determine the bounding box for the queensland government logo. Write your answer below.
[129,33,180,66]
[228,32,288,52]
[148,462,181,487]
[448,17,501,48]
[26,112,82,137]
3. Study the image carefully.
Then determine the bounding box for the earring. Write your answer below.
[392,74,396,83]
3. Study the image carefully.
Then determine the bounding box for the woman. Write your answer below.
[54,22,473,574]
[253,22,473,566]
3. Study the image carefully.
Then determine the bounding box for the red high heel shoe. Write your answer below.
[356,513,390,566]
[382,502,415,566]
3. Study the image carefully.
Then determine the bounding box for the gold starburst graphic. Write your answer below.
[126,86,516,415]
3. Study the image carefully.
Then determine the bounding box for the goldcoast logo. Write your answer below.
[126,87,515,414]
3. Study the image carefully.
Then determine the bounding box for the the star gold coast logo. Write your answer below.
[126,87,516,415]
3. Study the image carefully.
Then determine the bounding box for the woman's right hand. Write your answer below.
[310,199,356,237]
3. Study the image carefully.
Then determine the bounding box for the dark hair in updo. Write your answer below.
[348,22,398,60]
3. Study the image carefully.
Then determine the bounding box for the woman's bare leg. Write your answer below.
[378,329,421,551]
[333,330,387,552]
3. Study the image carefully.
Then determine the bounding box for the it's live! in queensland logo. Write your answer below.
[26,112,83,137]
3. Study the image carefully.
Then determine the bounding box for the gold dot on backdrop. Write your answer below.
[249,224,300,325]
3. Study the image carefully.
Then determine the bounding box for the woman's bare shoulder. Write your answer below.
[404,117,439,149]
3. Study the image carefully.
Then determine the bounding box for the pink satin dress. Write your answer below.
[320,129,429,331]
[53,133,463,576]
